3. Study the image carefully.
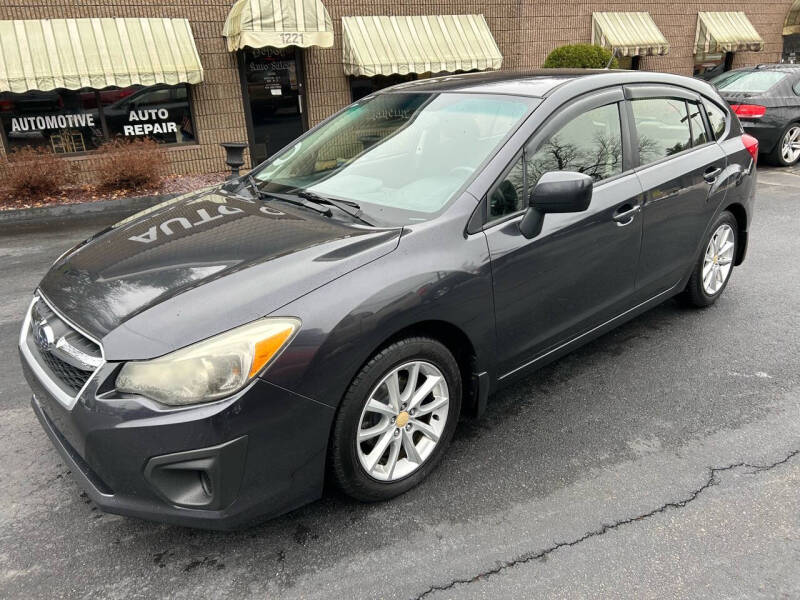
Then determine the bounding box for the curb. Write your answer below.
[0,193,178,227]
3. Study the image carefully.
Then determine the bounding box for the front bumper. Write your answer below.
[22,353,335,530]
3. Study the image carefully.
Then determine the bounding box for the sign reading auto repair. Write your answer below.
[124,109,178,136]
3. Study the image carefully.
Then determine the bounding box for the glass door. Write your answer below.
[240,46,306,165]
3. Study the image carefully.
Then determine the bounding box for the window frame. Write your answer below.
[700,96,733,142]
[482,87,633,229]
[686,99,713,148]
[0,83,199,156]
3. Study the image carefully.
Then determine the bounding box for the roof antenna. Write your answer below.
[604,48,617,70]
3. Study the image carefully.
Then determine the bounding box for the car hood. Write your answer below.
[39,187,401,360]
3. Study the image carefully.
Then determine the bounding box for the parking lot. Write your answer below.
[0,168,798,599]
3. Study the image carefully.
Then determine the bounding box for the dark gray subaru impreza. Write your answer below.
[20,70,757,529]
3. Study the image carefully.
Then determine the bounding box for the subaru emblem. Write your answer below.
[33,319,54,353]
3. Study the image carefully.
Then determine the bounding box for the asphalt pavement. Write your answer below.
[0,168,798,599]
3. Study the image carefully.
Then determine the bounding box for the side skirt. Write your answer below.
[495,283,681,387]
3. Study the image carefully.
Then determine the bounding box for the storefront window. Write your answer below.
[350,74,417,101]
[616,56,642,70]
[694,52,733,81]
[783,34,800,63]
[349,70,479,102]
[0,84,196,155]
[102,85,195,144]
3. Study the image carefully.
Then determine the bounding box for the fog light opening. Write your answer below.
[200,471,213,497]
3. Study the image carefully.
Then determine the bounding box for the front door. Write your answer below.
[240,46,307,166]
[485,89,645,377]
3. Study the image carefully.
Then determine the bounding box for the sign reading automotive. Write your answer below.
[10,113,95,132]
[124,109,178,136]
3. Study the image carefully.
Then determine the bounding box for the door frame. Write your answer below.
[236,46,309,168]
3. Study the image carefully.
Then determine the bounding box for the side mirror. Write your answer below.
[519,171,593,239]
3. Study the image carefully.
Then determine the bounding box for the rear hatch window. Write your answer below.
[713,71,787,94]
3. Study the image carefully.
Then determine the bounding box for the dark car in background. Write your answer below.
[20,70,757,529]
[711,64,800,166]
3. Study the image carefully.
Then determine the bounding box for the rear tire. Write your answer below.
[766,122,800,167]
[329,337,461,502]
[682,211,738,308]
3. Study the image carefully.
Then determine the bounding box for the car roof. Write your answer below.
[726,63,800,74]
[382,68,718,100]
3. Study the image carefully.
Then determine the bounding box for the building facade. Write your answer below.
[0,0,797,181]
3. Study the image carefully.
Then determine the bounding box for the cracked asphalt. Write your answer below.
[1,168,798,599]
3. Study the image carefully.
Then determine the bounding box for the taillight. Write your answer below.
[731,104,766,119]
[742,133,759,164]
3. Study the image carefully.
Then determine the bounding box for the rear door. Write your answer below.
[485,88,645,377]
[625,85,727,299]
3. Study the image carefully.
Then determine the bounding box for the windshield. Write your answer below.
[713,71,787,93]
[252,92,535,225]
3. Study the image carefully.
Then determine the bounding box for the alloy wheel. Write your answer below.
[782,125,800,164]
[702,223,735,296]
[356,360,449,482]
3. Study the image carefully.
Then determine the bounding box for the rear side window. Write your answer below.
[632,98,691,165]
[687,102,709,146]
[715,71,787,93]
[703,100,727,140]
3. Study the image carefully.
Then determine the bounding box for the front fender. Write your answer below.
[262,213,495,408]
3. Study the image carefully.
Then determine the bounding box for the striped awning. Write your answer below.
[342,15,502,78]
[223,0,333,51]
[591,13,669,57]
[0,18,203,94]
[785,1,800,36]
[694,12,764,55]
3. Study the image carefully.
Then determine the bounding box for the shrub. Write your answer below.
[1,146,67,198]
[543,44,619,69]
[95,138,167,191]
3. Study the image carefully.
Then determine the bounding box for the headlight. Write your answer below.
[116,318,300,406]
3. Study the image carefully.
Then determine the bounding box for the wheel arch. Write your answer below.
[722,202,748,265]
[362,319,480,418]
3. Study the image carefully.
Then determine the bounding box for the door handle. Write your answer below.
[612,204,641,226]
[703,166,722,183]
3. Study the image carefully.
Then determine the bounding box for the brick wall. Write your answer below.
[0,0,795,180]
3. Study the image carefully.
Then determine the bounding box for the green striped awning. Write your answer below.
[591,13,669,57]
[785,1,800,36]
[694,12,764,55]
[0,18,203,93]
[223,0,333,51]
[342,15,502,78]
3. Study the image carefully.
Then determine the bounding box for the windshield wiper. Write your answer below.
[243,177,334,217]
[264,191,334,217]
[245,174,262,199]
[296,191,374,226]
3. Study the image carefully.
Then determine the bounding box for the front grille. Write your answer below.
[38,349,93,393]
[27,295,102,397]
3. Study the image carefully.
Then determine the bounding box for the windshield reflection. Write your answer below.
[253,92,535,225]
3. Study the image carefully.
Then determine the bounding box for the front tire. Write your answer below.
[766,122,800,167]
[682,211,737,307]
[329,337,462,502]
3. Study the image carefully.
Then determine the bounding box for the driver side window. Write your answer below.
[488,103,623,221]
